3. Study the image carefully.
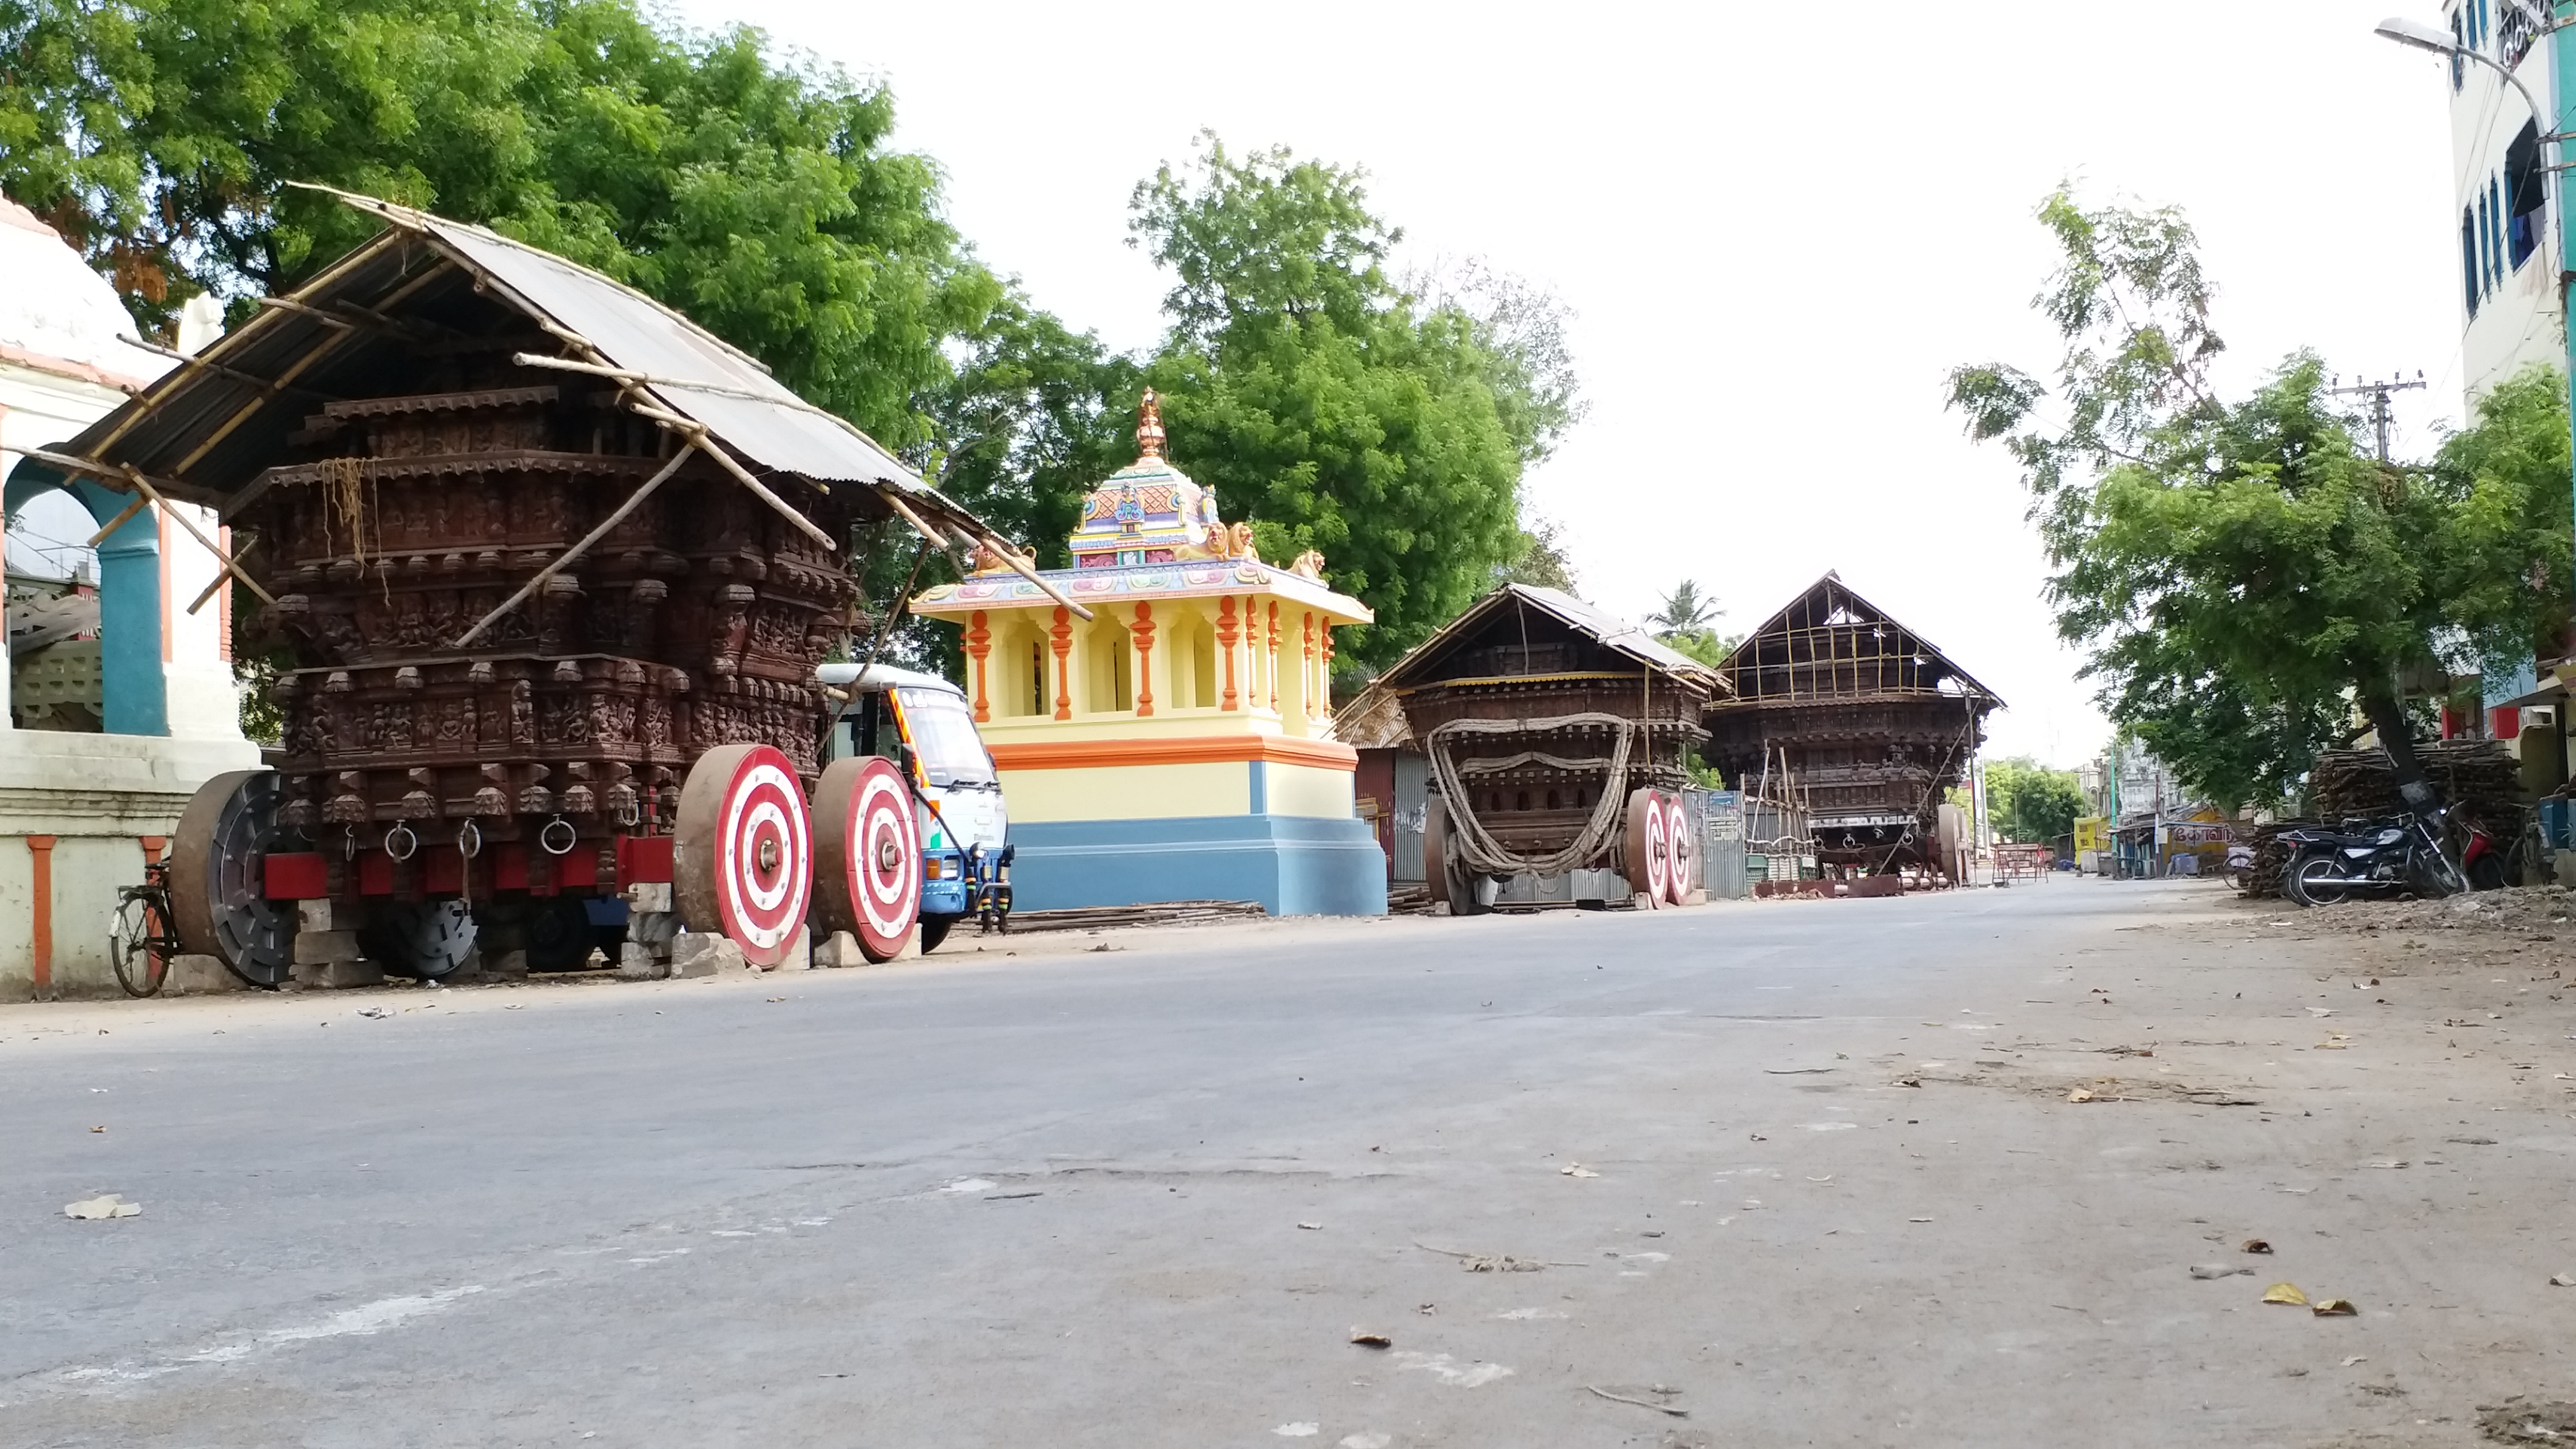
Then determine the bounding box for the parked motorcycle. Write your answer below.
[2277,809,2466,906]
[2455,804,2511,892]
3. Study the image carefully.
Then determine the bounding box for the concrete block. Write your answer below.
[164,954,244,995]
[297,898,368,933]
[615,942,669,981]
[765,929,812,972]
[293,956,385,989]
[625,882,674,915]
[291,929,364,966]
[669,932,744,978]
[813,930,863,968]
[628,910,679,951]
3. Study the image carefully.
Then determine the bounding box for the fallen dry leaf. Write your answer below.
[2261,1282,2310,1307]
[2311,1298,2359,1317]
[1349,1329,1391,1348]
[2242,1239,2273,1254]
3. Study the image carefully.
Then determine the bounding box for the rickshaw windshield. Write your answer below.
[893,688,996,788]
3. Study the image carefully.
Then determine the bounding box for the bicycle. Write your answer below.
[108,861,183,998]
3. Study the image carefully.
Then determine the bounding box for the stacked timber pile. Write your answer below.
[2244,821,2316,899]
[1005,901,1268,934]
[2300,740,2531,886]
[2310,741,2525,823]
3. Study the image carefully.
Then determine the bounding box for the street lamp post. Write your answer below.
[2376,15,2576,634]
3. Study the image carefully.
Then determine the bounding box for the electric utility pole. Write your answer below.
[2329,372,2427,463]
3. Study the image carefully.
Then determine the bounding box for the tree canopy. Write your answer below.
[0,0,995,457]
[1645,579,1734,669]
[1983,757,2084,844]
[1947,187,2571,811]
[4,13,1580,679]
[1134,135,1571,669]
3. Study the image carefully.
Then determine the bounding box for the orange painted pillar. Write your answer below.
[1300,612,1317,721]
[1216,596,1241,711]
[27,836,57,997]
[965,610,992,723]
[1266,603,1281,712]
[1131,602,1157,717]
[1049,606,1073,721]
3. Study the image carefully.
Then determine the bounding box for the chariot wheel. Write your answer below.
[169,769,293,987]
[523,897,602,972]
[1935,803,1967,886]
[675,744,815,968]
[1662,794,1693,905]
[361,900,478,979]
[1625,788,1668,908]
[814,755,920,963]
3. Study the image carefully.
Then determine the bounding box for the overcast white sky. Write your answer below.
[666,0,2468,767]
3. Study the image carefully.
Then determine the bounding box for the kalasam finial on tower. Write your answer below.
[1135,387,1166,462]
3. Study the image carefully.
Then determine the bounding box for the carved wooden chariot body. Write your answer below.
[17,191,1071,981]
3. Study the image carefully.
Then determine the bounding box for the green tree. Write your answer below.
[0,0,993,452]
[1946,187,2572,811]
[1648,579,1721,633]
[1983,756,2084,844]
[1494,514,1579,595]
[1643,580,1736,668]
[1130,134,1571,668]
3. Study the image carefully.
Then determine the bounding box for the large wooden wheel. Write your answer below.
[675,744,813,967]
[169,769,293,987]
[1662,794,1693,905]
[815,756,921,964]
[1625,788,1668,908]
[1935,802,1967,886]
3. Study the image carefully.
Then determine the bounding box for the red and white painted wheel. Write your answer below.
[675,743,813,967]
[815,756,920,963]
[1662,794,1693,905]
[1625,788,1668,908]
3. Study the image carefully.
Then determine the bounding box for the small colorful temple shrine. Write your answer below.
[909,392,1385,916]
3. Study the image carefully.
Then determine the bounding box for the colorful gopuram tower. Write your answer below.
[909,391,1384,916]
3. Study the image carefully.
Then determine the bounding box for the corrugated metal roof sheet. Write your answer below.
[1375,583,1725,693]
[415,214,925,491]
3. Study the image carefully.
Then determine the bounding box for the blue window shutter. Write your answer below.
[2465,208,2482,317]
[2494,176,2506,288]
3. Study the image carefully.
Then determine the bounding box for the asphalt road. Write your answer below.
[6,881,2571,1447]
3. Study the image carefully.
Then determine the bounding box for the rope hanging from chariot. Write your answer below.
[1427,712,1640,878]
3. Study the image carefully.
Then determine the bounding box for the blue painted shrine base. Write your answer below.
[1008,815,1387,917]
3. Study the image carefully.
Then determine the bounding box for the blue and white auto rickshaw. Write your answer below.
[816,663,1011,953]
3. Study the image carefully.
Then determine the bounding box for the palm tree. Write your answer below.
[1647,580,1721,634]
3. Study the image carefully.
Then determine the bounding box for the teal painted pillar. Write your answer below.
[2559,11,2576,612]
[71,479,168,737]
